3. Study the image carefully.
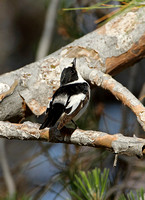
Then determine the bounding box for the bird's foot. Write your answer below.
[71,120,78,129]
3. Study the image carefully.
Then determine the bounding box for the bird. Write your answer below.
[39,58,90,130]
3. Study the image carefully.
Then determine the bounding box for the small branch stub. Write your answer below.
[113,154,118,167]
[0,80,18,102]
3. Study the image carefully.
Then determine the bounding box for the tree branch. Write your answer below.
[0,121,145,157]
[0,8,145,122]
[89,69,145,131]
[0,5,145,155]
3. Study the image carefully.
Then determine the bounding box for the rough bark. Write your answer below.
[0,7,144,120]
[0,121,145,158]
[0,7,145,154]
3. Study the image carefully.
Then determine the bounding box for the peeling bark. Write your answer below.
[0,80,18,102]
[0,8,145,121]
[106,34,145,75]
[0,121,145,157]
[0,7,145,120]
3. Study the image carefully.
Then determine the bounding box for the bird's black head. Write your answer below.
[60,58,78,85]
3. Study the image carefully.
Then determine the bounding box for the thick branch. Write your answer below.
[0,121,145,157]
[0,7,145,129]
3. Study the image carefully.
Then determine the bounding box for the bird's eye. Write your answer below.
[71,69,75,74]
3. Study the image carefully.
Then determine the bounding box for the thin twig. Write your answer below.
[113,153,118,167]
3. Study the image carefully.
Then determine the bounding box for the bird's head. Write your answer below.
[60,58,78,85]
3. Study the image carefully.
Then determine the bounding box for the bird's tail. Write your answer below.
[39,103,64,130]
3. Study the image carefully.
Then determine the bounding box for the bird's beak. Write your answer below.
[72,58,76,68]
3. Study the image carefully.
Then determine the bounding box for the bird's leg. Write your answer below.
[71,120,78,129]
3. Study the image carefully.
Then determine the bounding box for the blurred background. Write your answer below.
[0,0,145,199]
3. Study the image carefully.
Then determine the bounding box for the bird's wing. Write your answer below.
[57,93,88,130]
[40,83,90,130]
[65,93,86,114]
[39,92,68,130]
[53,94,68,105]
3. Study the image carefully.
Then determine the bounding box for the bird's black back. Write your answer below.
[53,82,89,99]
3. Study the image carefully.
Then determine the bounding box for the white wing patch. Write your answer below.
[47,100,52,110]
[47,94,68,109]
[53,94,68,105]
[66,93,86,114]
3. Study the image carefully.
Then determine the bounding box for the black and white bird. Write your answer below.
[39,58,90,130]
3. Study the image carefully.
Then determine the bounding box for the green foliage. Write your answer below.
[68,167,145,200]
[119,188,145,200]
[69,168,109,200]
[63,0,145,26]
[63,0,145,11]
